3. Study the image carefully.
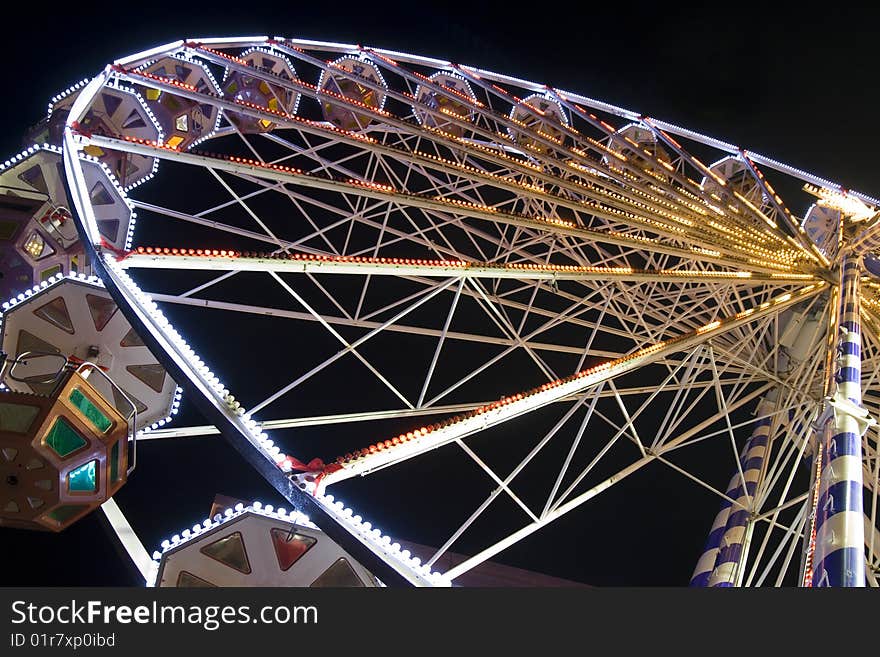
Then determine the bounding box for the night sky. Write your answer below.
[3,2,880,587]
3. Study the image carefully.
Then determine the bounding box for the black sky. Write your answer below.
[3,2,880,586]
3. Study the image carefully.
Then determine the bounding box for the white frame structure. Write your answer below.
[48,36,880,587]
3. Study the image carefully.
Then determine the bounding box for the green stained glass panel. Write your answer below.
[110,441,120,482]
[69,388,112,433]
[44,504,87,525]
[68,460,97,492]
[45,417,86,457]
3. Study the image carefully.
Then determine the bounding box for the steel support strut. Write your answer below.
[813,255,867,586]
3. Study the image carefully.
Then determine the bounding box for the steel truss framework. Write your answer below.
[50,35,880,586]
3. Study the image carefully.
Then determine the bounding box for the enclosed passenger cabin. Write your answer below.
[221,48,300,134]
[413,72,476,137]
[136,56,221,150]
[508,94,568,155]
[606,123,673,181]
[701,156,768,209]
[1,276,178,431]
[49,87,160,190]
[155,503,380,587]
[318,56,387,132]
[0,148,86,301]
[0,363,132,532]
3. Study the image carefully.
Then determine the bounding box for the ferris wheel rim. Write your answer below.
[105,35,880,208]
[48,35,880,587]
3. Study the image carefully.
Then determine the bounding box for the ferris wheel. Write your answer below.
[1,35,879,588]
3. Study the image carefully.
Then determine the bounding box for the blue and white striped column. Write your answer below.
[690,399,773,586]
[689,505,731,586]
[707,398,774,586]
[813,255,865,587]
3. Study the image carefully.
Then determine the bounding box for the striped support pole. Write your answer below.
[800,281,839,585]
[689,505,731,586]
[707,399,774,586]
[690,399,773,586]
[813,255,866,587]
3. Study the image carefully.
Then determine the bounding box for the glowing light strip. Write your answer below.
[0,143,63,172]
[184,35,269,47]
[47,79,91,118]
[171,35,874,205]
[86,248,438,585]
[113,41,186,68]
[116,58,796,258]
[121,248,816,284]
[641,122,792,250]
[76,131,798,273]
[545,100,793,252]
[802,442,824,587]
[117,65,752,253]
[214,41,725,225]
[320,282,825,485]
[62,103,445,582]
[737,154,824,267]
